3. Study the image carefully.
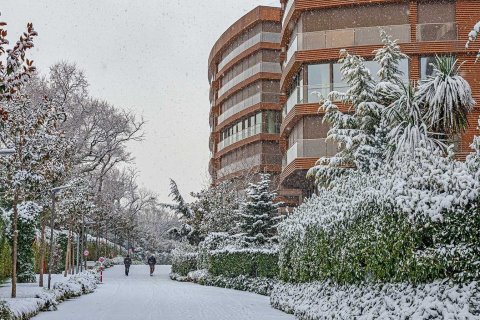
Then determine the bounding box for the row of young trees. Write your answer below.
[0,16,177,297]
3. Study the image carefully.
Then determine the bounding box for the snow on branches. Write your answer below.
[236,174,281,245]
[309,30,476,188]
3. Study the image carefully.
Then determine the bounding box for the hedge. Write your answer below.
[279,207,480,284]
[208,249,278,278]
[171,249,198,276]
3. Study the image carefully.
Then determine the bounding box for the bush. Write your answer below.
[171,247,198,276]
[279,147,480,285]
[208,248,278,278]
[271,280,480,319]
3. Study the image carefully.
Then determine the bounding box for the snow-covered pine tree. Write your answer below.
[236,174,280,244]
[309,31,403,187]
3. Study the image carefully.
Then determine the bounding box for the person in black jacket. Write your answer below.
[124,255,132,276]
[147,255,156,276]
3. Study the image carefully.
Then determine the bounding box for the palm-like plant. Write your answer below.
[416,56,475,137]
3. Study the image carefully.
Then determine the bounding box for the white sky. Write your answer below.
[2,0,279,202]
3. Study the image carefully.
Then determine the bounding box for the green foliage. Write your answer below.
[171,248,198,276]
[208,250,278,279]
[16,219,37,283]
[237,174,281,244]
[279,206,480,284]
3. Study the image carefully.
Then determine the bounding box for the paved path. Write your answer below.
[33,265,294,320]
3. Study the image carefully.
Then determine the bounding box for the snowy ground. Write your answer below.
[32,265,294,320]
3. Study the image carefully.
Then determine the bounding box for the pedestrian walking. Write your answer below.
[124,255,132,276]
[147,255,156,276]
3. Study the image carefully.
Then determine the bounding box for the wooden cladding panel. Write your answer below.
[209,6,281,69]
[456,0,480,43]
[279,157,318,185]
[410,56,420,81]
[216,42,281,79]
[281,0,407,46]
[214,164,282,185]
[409,1,418,43]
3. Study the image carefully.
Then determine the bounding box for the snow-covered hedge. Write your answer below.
[171,246,198,276]
[0,270,99,320]
[208,248,278,279]
[170,269,278,296]
[279,146,480,284]
[270,280,480,319]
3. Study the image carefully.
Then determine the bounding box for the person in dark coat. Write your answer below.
[124,255,132,276]
[147,255,156,276]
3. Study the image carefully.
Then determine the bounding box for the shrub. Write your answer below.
[279,147,480,284]
[171,246,198,276]
[208,248,278,278]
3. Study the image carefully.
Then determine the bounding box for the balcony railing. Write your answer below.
[218,92,279,125]
[218,32,281,71]
[282,138,338,168]
[416,22,457,42]
[217,123,263,151]
[282,0,294,26]
[283,22,459,67]
[218,62,281,97]
[217,154,282,179]
[282,84,349,118]
[284,24,411,67]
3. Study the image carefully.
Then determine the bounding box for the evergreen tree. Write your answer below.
[236,174,280,244]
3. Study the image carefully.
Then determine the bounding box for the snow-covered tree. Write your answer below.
[416,56,475,137]
[309,30,476,188]
[466,21,480,61]
[236,174,281,244]
[308,31,398,187]
[0,17,40,297]
[165,179,241,245]
[191,181,239,236]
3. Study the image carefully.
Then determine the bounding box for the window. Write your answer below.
[421,56,454,80]
[307,64,330,101]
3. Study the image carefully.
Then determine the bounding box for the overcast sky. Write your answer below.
[3,0,279,202]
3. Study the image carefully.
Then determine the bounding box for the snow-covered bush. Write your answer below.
[182,269,278,296]
[279,145,480,284]
[208,247,279,279]
[170,245,198,277]
[270,280,480,319]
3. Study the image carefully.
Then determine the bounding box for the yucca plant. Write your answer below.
[416,56,475,137]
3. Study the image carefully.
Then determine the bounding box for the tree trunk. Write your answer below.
[11,191,19,298]
[64,228,71,277]
[39,213,47,287]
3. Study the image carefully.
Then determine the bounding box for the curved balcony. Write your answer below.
[282,0,293,26]
[284,24,411,67]
[218,123,262,152]
[282,138,338,169]
[218,62,281,98]
[282,84,348,119]
[217,154,282,179]
[218,92,279,126]
[218,32,280,72]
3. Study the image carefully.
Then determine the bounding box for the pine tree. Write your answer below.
[236,174,280,244]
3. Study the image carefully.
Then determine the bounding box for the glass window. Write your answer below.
[421,56,440,80]
[333,63,347,92]
[307,64,330,102]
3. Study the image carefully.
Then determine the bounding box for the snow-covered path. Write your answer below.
[33,265,294,320]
